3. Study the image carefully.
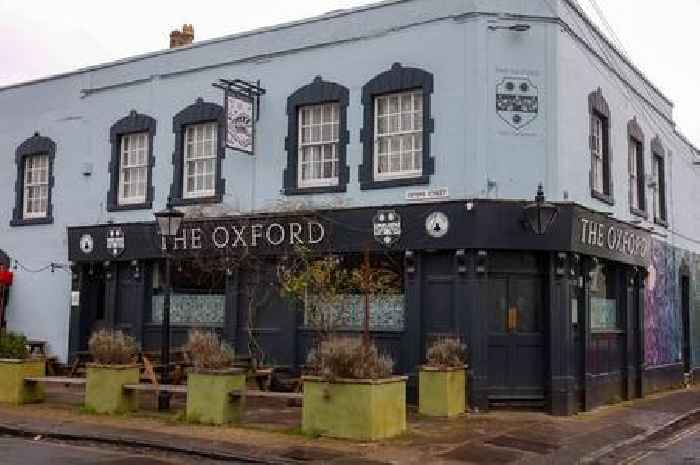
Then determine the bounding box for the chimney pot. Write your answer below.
[170,24,194,48]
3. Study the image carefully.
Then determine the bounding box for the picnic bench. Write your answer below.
[24,376,87,386]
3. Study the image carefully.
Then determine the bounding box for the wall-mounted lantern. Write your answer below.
[523,184,559,236]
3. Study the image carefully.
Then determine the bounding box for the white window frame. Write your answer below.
[183,122,217,199]
[373,90,423,181]
[297,103,340,189]
[22,153,49,219]
[628,139,640,210]
[652,155,662,220]
[118,132,149,206]
[591,113,605,194]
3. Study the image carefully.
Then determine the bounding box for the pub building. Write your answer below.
[2,0,698,416]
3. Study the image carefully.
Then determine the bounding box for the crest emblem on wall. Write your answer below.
[106,227,125,258]
[425,211,449,238]
[373,210,402,247]
[79,234,94,254]
[496,76,539,130]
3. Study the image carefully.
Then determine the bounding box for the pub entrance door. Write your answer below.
[487,272,546,403]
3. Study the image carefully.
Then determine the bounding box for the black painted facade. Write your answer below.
[67,199,660,415]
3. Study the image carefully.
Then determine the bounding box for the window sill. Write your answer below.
[284,184,346,196]
[653,217,669,228]
[591,189,615,206]
[10,216,54,227]
[108,201,153,212]
[170,195,222,207]
[360,174,430,191]
[630,207,648,220]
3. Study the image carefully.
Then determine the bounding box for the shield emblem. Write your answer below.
[373,210,402,247]
[496,77,539,130]
[106,227,125,258]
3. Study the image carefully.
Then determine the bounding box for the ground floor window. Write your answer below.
[590,260,619,331]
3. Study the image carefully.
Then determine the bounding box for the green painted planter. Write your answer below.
[0,359,46,405]
[418,367,466,417]
[85,364,140,414]
[186,369,246,425]
[302,376,407,441]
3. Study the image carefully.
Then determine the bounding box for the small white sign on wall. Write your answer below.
[71,291,80,307]
[406,188,449,202]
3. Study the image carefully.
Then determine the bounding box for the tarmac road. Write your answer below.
[0,437,249,465]
[617,426,700,465]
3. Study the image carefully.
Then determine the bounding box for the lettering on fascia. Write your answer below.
[169,221,325,251]
[578,218,649,260]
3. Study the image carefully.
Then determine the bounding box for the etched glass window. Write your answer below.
[119,132,148,205]
[183,122,217,199]
[374,90,423,179]
[590,261,618,331]
[23,154,49,218]
[298,103,339,187]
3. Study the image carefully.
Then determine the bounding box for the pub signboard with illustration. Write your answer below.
[225,90,255,154]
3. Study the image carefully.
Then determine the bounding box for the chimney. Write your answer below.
[170,24,194,48]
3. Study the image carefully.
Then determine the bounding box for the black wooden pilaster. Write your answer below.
[638,268,648,396]
[470,250,489,412]
[401,250,421,401]
[625,269,636,399]
[68,265,82,362]
[224,269,240,348]
[104,262,117,327]
[549,252,577,415]
[583,257,594,411]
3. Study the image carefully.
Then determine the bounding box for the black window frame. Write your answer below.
[651,136,668,226]
[359,62,435,190]
[283,76,350,195]
[10,132,56,227]
[627,117,646,218]
[588,88,614,205]
[169,97,226,206]
[107,110,157,212]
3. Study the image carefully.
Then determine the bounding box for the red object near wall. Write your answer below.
[0,269,13,286]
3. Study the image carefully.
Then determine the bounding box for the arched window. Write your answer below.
[107,110,156,211]
[359,63,435,190]
[11,132,56,226]
[169,98,226,206]
[283,76,350,195]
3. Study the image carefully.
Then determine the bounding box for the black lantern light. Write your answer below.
[524,184,558,235]
[153,199,184,410]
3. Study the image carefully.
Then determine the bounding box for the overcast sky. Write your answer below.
[1,0,698,146]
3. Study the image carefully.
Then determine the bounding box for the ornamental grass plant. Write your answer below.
[424,337,467,369]
[306,336,394,381]
[88,329,138,365]
[183,329,235,372]
[0,332,29,359]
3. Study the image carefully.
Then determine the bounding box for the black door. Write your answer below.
[682,276,691,374]
[488,275,545,401]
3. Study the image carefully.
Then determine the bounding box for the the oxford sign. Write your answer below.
[573,214,651,267]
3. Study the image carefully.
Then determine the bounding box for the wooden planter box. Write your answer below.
[418,367,466,417]
[302,376,407,441]
[85,364,140,414]
[0,359,45,405]
[186,369,246,425]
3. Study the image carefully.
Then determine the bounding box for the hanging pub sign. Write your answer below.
[214,79,267,155]
[226,91,255,153]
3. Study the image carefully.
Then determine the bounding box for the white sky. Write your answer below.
[1,0,698,146]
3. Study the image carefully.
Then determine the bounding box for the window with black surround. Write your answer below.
[169,97,226,206]
[627,117,646,217]
[651,136,668,226]
[107,111,156,211]
[11,132,55,226]
[283,76,350,195]
[588,88,613,205]
[359,63,434,190]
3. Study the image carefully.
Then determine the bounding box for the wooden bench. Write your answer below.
[25,376,87,386]
[229,389,303,400]
[123,384,187,394]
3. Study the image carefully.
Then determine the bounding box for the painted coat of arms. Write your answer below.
[496,77,539,131]
[106,227,125,258]
[373,210,402,247]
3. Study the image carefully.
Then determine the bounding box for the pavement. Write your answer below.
[0,385,698,464]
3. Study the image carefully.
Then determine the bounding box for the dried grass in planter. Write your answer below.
[306,336,394,381]
[183,330,235,372]
[425,337,467,370]
[88,329,138,365]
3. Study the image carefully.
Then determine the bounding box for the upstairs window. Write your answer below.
[374,90,423,180]
[23,154,49,218]
[652,153,667,225]
[298,103,340,188]
[107,111,156,211]
[169,98,225,206]
[183,122,217,199]
[627,118,646,216]
[11,132,55,227]
[359,63,435,190]
[118,132,149,205]
[588,88,613,205]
